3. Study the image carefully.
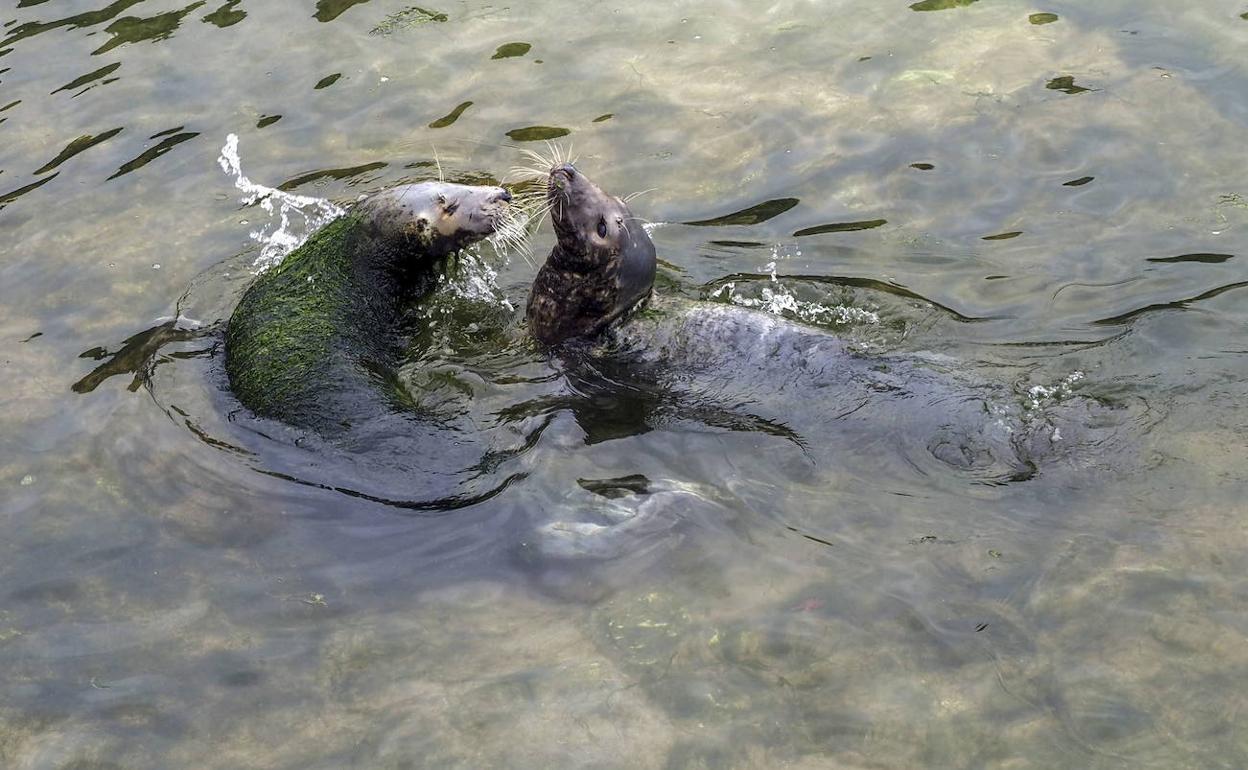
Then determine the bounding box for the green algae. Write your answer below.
[106,131,199,180]
[505,125,570,142]
[368,6,447,35]
[793,219,887,236]
[276,161,386,191]
[0,173,57,207]
[315,0,371,23]
[33,128,124,175]
[92,2,206,56]
[225,214,364,421]
[685,198,800,227]
[51,62,121,94]
[491,42,530,59]
[1046,75,1091,94]
[428,100,472,128]
[909,0,978,10]
[202,0,245,28]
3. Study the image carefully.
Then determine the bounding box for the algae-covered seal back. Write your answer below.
[225,182,511,430]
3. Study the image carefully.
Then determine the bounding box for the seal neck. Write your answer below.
[356,216,453,276]
[547,241,614,273]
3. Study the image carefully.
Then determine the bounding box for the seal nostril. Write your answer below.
[554,163,576,180]
[497,189,512,203]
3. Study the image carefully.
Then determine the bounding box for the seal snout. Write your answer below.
[492,188,512,204]
[550,163,577,191]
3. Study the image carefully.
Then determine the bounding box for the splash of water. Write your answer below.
[710,246,881,327]
[1024,371,1086,410]
[438,246,515,311]
[217,134,345,273]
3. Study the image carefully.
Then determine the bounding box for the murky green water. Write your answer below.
[3,1,1248,767]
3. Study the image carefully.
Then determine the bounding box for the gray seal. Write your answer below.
[225,181,512,430]
[519,163,1126,489]
[526,163,657,344]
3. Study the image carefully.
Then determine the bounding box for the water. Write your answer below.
[3,1,1248,767]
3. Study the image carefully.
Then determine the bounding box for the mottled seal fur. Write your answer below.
[526,163,657,344]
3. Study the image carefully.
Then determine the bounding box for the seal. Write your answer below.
[225,181,512,430]
[520,162,1123,486]
[526,163,657,344]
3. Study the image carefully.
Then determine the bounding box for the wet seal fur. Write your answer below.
[526,164,657,344]
[520,163,1130,486]
[225,182,512,429]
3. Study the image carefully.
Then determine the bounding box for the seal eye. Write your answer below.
[597,217,608,238]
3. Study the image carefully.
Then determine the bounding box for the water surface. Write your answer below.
[3,1,1248,767]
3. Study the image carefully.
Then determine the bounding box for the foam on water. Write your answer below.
[1024,370,1086,411]
[710,247,881,328]
[217,134,345,273]
[436,246,515,312]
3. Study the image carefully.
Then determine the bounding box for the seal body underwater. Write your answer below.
[225,181,512,430]
[522,162,1124,482]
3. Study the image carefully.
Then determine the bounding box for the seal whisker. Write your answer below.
[623,188,657,203]
[506,164,550,183]
[488,208,538,267]
[529,144,551,170]
[511,194,551,221]
[529,202,553,233]
[430,145,445,183]
[518,148,550,168]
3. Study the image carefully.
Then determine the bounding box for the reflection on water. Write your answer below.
[2,0,1248,767]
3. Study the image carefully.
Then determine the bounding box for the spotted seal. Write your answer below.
[526,163,656,344]
[225,182,512,430]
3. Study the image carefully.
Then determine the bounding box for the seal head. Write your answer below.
[356,182,513,267]
[527,164,657,344]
